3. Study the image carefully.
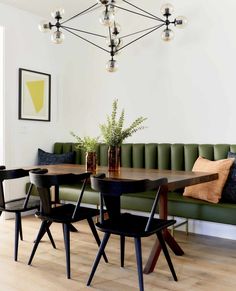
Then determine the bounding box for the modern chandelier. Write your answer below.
[39,0,187,72]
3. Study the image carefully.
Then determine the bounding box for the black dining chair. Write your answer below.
[28,169,108,279]
[0,167,54,261]
[87,175,178,291]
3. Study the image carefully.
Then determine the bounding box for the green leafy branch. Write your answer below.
[100,99,147,146]
[70,132,99,152]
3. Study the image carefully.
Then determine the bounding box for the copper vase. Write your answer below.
[108,146,121,172]
[86,152,97,173]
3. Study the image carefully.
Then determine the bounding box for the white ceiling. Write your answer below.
[0,0,93,18]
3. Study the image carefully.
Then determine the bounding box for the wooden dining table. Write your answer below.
[31,164,218,274]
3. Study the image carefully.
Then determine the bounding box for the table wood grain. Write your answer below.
[37,164,218,191]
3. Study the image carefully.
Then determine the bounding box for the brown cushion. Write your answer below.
[183,156,234,203]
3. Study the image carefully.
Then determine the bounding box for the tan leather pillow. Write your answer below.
[183,156,234,203]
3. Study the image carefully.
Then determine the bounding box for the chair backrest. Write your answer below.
[91,175,168,231]
[29,169,91,217]
[0,168,31,208]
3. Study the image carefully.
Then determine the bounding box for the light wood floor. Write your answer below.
[0,216,236,291]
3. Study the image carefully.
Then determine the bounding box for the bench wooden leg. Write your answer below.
[171,217,189,237]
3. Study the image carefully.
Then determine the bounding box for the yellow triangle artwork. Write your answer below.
[26,80,45,113]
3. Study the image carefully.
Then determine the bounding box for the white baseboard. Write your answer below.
[173,217,236,240]
[2,209,36,220]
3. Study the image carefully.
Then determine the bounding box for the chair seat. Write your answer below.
[0,196,40,212]
[36,203,100,223]
[96,213,176,237]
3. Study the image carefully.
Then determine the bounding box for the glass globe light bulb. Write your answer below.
[161,28,174,42]
[106,35,119,47]
[97,0,109,4]
[114,38,123,54]
[114,47,121,56]
[38,21,51,33]
[51,8,65,19]
[109,3,117,15]
[117,38,123,47]
[114,48,120,55]
[51,30,65,44]
[175,16,188,28]
[106,59,118,72]
[160,3,174,16]
[100,10,115,26]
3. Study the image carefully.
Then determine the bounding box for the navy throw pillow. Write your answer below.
[38,148,75,165]
[221,152,236,203]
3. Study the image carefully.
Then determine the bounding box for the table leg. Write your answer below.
[164,229,184,255]
[143,185,184,274]
[103,195,121,222]
[143,239,162,274]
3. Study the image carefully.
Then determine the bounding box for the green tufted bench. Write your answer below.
[51,142,236,227]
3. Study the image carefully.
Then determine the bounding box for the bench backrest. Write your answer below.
[53,143,236,171]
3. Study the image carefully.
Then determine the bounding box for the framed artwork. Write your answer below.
[18,68,51,121]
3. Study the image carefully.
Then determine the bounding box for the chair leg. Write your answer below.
[14,212,21,261]
[87,217,108,263]
[120,235,125,267]
[63,223,71,279]
[28,220,48,265]
[19,213,23,241]
[134,237,144,291]
[156,232,178,281]
[87,232,110,286]
[45,222,56,249]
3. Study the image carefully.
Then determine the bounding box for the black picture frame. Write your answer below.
[18,68,51,121]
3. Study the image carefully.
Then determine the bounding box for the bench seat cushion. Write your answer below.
[168,192,236,225]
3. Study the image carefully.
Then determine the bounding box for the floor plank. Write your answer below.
[0,216,235,290]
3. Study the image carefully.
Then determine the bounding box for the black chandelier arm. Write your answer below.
[120,0,164,22]
[112,4,164,22]
[117,23,165,53]
[120,24,164,40]
[62,27,110,54]
[108,26,114,57]
[61,3,99,25]
[61,25,106,38]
